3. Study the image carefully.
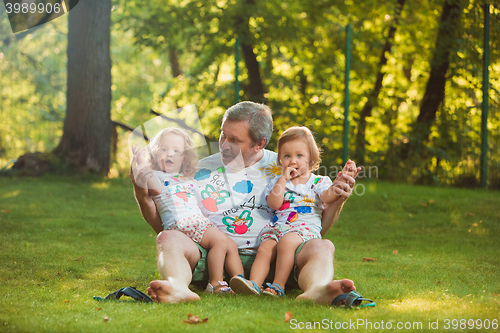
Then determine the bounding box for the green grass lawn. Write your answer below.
[0,176,499,332]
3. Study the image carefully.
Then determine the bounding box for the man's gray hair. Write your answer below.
[222,101,273,147]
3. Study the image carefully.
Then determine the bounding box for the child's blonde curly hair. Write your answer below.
[146,127,198,177]
[277,126,322,171]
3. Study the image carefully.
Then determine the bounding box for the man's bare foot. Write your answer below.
[296,279,356,305]
[147,280,200,304]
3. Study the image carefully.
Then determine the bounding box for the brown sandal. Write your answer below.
[205,281,233,294]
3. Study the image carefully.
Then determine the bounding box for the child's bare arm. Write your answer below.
[266,176,287,210]
[133,145,162,196]
[130,144,162,234]
[146,176,163,197]
[266,167,296,210]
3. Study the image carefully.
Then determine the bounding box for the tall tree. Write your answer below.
[54,0,112,173]
[411,0,467,143]
[235,0,266,103]
[354,0,406,165]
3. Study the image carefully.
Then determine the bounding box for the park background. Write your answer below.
[1,0,500,332]
[0,0,499,186]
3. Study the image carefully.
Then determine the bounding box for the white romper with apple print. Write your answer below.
[152,171,214,243]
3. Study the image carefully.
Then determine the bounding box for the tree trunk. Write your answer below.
[233,0,266,103]
[168,48,182,77]
[355,0,405,165]
[413,0,466,141]
[54,0,112,173]
[241,42,266,103]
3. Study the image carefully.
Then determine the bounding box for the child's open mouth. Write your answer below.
[164,160,173,166]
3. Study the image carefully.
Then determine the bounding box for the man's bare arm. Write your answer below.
[321,188,348,236]
[320,169,360,236]
[130,154,163,234]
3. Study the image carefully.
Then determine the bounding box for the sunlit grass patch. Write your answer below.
[0,176,499,332]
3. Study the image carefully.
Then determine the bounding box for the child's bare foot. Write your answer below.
[147,280,200,304]
[262,283,285,297]
[229,275,261,295]
[296,279,356,305]
[206,281,233,294]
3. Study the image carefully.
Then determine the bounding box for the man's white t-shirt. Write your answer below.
[194,149,279,250]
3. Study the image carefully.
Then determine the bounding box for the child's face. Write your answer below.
[157,133,185,173]
[279,139,310,177]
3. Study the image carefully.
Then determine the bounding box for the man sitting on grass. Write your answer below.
[130,101,359,304]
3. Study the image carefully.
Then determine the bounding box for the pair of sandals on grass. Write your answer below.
[229,274,285,297]
[205,277,285,298]
[228,274,376,308]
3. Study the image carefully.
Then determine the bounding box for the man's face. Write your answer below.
[219,120,257,167]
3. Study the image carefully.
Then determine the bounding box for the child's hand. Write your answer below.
[282,166,299,181]
[132,144,148,165]
[130,144,153,190]
[320,162,358,204]
[331,159,361,200]
[341,159,357,178]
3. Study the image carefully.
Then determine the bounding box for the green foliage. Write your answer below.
[0,177,499,332]
[1,0,499,186]
[379,1,500,186]
[0,15,67,165]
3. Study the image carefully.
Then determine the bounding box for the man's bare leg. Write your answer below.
[147,230,201,303]
[295,239,356,304]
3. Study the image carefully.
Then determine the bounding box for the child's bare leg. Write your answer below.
[249,239,277,287]
[267,232,303,293]
[224,235,244,277]
[199,227,228,292]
